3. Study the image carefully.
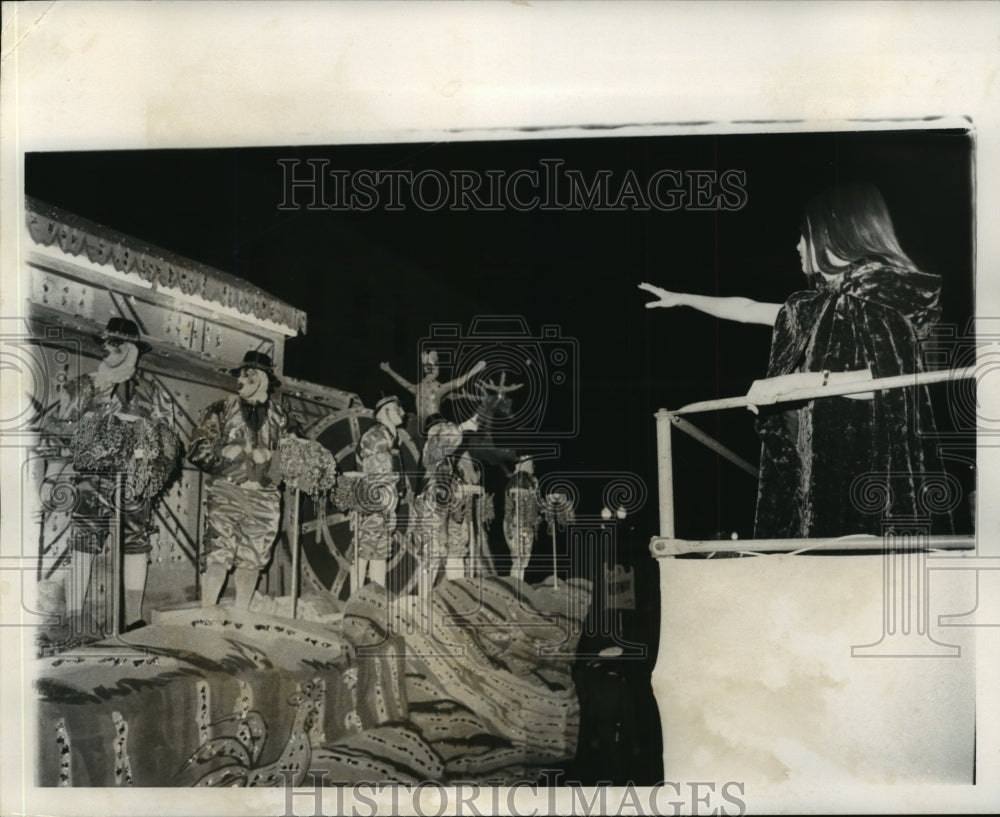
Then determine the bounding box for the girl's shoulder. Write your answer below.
[844,261,942,328]
[779,287,828,320]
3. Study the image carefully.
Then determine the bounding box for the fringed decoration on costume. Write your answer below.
[69,413,180,500]
[277,436,339,502]
[331,472,363,513]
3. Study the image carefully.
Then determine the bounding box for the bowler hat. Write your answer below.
[96,317,151,354]
[229,350,281,389]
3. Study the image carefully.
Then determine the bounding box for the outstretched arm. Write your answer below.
[638,282,781,326]
[440,360,487,392]
[379,361,416,394]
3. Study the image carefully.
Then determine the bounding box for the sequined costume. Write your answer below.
[188,395,288,570]
[45,371,177,556]
[503,469,541,571]
[355,421,402,561]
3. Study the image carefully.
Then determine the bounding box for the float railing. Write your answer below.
[651,365,977,551]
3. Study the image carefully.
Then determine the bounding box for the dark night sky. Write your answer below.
[25,128,975,545]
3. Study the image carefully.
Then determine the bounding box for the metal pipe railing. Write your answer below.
[651,534,975,558]
[668,415,759,478]
[655,410,675,538]
[653,366,976,544]
[670,366,977,416]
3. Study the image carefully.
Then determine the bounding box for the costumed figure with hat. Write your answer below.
[410,413,483,599]
[353,395,407,591]
[188,350,291,610]
[39,317,180,639]
[503,455,542,582]
[450,448,496,580]
[379,350,486,445]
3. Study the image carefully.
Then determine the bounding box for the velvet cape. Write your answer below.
[753,259,953,539]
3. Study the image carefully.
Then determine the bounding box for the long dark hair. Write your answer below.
[800,182,917,275]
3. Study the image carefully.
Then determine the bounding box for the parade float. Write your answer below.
[20,199,590,787]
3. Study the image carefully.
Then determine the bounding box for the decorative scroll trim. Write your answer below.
[56,718,72,786]
[112,711,134,786]
[342,667,363,733]
[196,680,212,744]
[25,197,308,335]
[308,678,327,748]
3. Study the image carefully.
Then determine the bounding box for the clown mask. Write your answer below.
[96,340,139,384]
[237,367,269,404]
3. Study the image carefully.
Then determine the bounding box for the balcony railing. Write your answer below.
[650,366,977,556]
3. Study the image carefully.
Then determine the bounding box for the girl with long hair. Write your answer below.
[640,182,949,538]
